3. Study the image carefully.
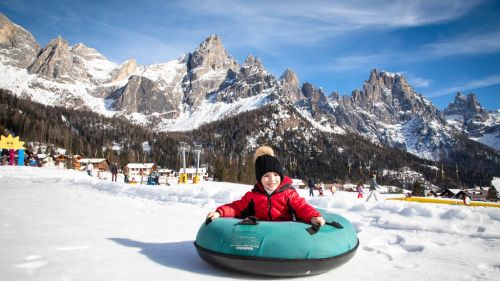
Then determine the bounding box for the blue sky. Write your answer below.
[1,0,499,110]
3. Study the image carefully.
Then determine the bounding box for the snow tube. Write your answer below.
[194,209,359,276]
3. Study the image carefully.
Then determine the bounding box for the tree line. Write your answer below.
[1,88,499,190]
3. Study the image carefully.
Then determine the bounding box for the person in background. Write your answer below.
[356,182,364,199]
[123,164,130,183]
[366,175,381,202]
[308,178,315,197]
[86,161,93,176]
[318,182,324,196]
[139,168,144,184]
[330,184,337,196]
[150,166,160,185]
[207,146,325,227]
[1,149,8,165]
[110,162,118,182]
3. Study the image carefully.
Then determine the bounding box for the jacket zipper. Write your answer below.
[267,194,272,221]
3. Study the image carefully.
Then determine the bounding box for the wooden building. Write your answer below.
[126,163,157,176]
[78,158,109,171]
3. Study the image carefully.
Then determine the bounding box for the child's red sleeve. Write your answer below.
[289,191,321,223]
[216,192,252,218]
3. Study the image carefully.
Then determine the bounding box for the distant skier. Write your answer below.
[86,161,93,176]
[330,184,337,196]
[110,162,118,182]
[366,175,380,202]
[318,182,324,196]
[308,178,315,197]
[123,164,130,183]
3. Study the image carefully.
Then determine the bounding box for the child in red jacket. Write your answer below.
[207,146,325,226]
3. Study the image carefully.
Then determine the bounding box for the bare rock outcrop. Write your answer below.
[0,13,40,68]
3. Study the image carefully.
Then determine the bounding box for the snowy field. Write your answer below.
[1,166,499,281]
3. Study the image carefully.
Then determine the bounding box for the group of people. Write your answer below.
[307,179,337,197]
[85,161,161,185]
[355,175,381,202]
[1,148,41,167]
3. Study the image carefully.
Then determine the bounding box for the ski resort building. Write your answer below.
[78,158,109,172]
[126,163,157,176]
[177,167,208,181]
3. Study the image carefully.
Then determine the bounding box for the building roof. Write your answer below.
[291,179,305,186]
[127,163,156,169]
[79,158,107,164]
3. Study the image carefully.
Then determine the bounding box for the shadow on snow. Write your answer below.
[108,238,283,279]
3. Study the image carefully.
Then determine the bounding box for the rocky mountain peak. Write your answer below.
[365,69,409,98]
[243,55,263,69]
[196,34,222,52]
[465,93,482,113]
[355,69,439,124]
[0,13,40,68]
[240,55,266,78]
[28,35,73,80]
[279,69,302,103]
[110,59,138,82]
[302,82,327,103]
[280,69,299,86]
[188,34,238,71]
[444,92,488,122]
[71,43,106,61]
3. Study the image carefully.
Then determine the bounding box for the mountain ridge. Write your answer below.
[0,13,498,161]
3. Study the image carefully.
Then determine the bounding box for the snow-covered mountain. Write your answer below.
[444,92,500,150]
[0,13,498,161]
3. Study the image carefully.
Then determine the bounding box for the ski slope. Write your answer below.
[0,166,499,281]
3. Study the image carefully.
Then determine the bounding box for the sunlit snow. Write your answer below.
[1,166,499,281]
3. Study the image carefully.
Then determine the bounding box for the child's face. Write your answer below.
[261,172,281,192]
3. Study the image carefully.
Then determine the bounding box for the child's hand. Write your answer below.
[207,211,221,220]
[311,216,325,226]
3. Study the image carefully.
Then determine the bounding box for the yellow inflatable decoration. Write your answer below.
[386,197,500,208]
[0,134,25,150]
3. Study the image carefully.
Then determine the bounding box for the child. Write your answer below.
[356,182,364,199]
[206,146,325,226]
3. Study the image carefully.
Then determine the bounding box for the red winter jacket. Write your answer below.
[216,176,321,223]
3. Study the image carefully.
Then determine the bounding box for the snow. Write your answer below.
[139,60,186,89]
[471,132,500,150]
[1,166,499,281]
[71,43,118,81]
[160,93,270,132]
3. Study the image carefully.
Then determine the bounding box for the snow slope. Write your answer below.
[0,166,499,281]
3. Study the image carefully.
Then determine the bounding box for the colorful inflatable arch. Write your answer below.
[0,134,26,166]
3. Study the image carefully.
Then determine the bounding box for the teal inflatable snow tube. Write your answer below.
[194,209,359,276]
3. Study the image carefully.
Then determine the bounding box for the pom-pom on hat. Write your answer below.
[254,146,284,183]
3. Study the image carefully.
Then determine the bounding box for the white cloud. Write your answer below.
[182,0,484,48]
[428,73,500,97]
[425,29,500,57]
[406,74,432,88]
[329,54,382,71]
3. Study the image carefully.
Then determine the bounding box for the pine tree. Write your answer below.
[486,187,499,202]
[412,181,424,196]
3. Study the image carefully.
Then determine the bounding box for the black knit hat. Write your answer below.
[254,146,284,183]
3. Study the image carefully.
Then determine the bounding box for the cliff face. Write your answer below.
[0,13,40,69]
